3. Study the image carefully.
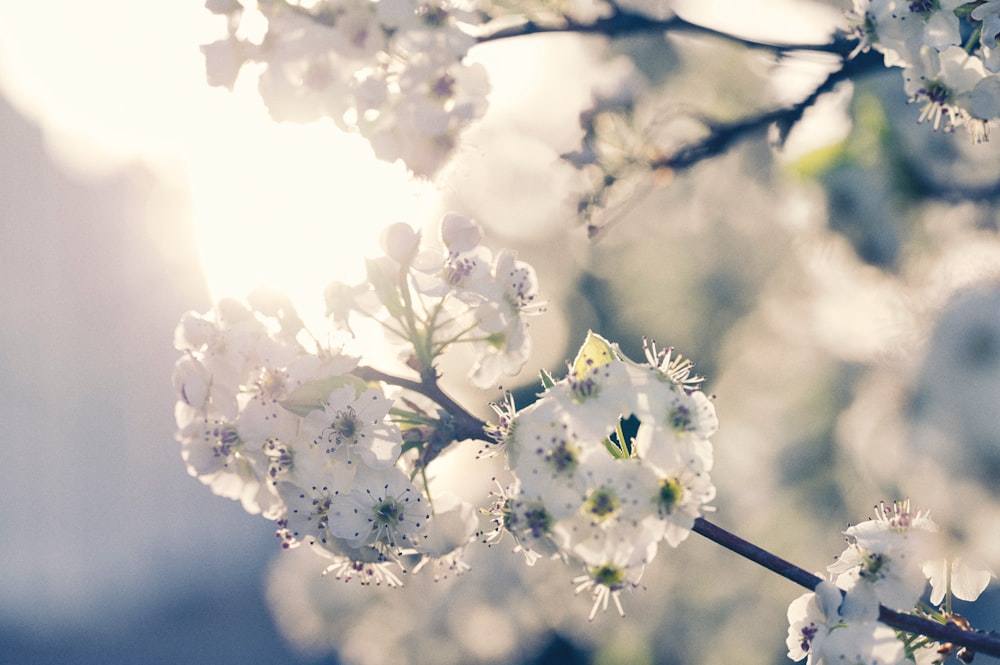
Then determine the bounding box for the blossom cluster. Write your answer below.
[787,500,994,665]
[202,0,488,176]
[199,0,694,177]
[483,332,718,619]
[847,0,1000,140]
[171,213,540,584]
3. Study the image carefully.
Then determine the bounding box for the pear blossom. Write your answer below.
[301,385,402,468]
[328,466,431,559]
[845,0,1000,139]
[903,46,993,140]
[278,470,349,552]
[572,530,649,620]
[829,500,937,610]
[786,580,906,665]
[488,332,719,616]
[973,0,1000,51]
[176,407,284,518]
[922,556,995,605]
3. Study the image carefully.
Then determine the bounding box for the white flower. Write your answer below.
[360,58,490,176]
[903,45,991,139]
[239,354,356,443]
[647,460,716,547]
[176,408,284,519]
[254,9,358,124]
[973,0,1000,49]
[829,500,937,610]
[786,581,842,663]
[922,555,995,605]
[546,354,635,446]
[302,385,402,469]
[493,494,566,565]
[380,222,422,265]
[328,466,431,559]
[326,0,386,61]
[866,0,964,68]
[786,580,905,665]
[173,300,287,418]
[412,493,477,579]
[633,382,717,474]
[509,399,595,519]
[464,249,543,388]
[412,213,492,297]
[276,459,357,551]
[819,621,906,665]
[572,531,647,620]
[379,0,479,58]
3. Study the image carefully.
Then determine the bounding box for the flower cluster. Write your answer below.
[788,500,994,665]
[172,213,539,584]
[202,0,488,176]
[327,212,542,389]
[483,332,718,619]
[846,0,1000,140]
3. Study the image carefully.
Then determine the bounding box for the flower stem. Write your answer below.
[691,517,1000,659]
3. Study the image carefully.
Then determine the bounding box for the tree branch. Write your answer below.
[692,517,1000,659]
[475,9,856,57]
[650,48,884,172]
[353,364,490,443]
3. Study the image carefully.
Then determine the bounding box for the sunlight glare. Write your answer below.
[183,77,442,329]
[0,1,441,331]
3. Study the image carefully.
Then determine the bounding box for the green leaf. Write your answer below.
[571,330,618,381]
[280,374,368,417]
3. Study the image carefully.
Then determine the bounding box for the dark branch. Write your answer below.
[692,517,1000,659]
[475,9,857,57]
[353,364,490,443]
[651,48,884,172]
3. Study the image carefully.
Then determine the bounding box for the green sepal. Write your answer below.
[400,440,425,455]
[539,368,556,390]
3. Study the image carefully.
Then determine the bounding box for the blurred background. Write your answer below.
[2,1,1000,664]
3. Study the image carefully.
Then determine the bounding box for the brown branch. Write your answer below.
[353,364,490,443]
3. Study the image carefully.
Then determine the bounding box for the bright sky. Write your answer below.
[0,0,438,326]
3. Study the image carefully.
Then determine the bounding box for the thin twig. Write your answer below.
[651,48,884,172]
